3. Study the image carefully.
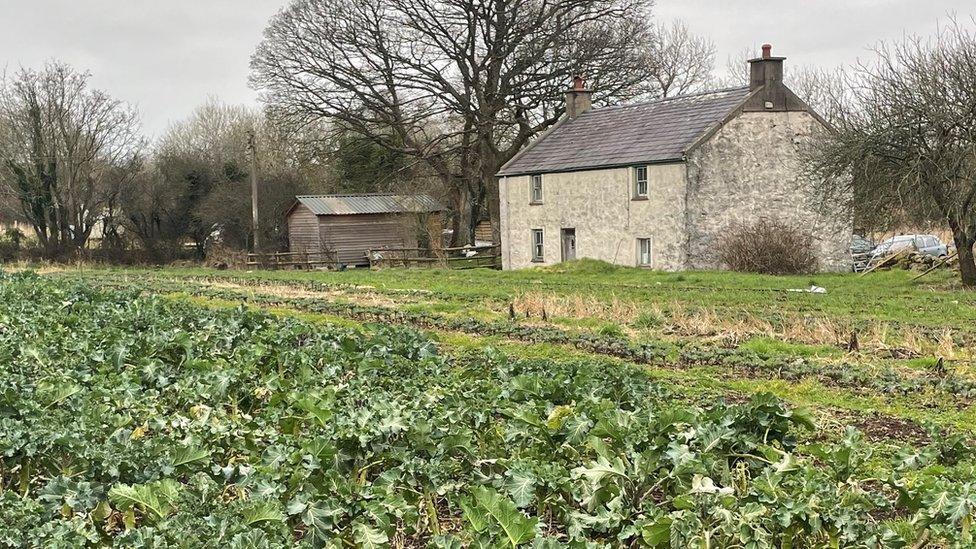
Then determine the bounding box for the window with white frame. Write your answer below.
[634,166,648,198]
[532,229,545,261]
[530,174,543,203]
[637,238,653,267]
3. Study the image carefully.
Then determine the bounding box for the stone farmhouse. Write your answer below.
[496,45,851,271]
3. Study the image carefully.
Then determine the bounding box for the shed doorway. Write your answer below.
[561,228,576,262]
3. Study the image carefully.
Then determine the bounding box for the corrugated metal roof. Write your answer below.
[497,87,753,176]
[295,194,446,216]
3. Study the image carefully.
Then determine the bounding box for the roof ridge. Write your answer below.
[496,84,756,176]
[584,86,751,115]
[297,193,401,198]
[294,193,445,215]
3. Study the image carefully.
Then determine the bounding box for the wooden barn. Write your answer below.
[286,194,445,266]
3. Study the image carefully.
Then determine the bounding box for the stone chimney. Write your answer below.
[746,44,794,111]
[748,44,785,91]
[565,75,593,119]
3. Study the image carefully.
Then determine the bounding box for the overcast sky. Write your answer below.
[0,0,972,137]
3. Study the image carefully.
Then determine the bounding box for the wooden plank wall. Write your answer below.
[287,204,322,253]
[320,214,419,265]
[475,220,494,243]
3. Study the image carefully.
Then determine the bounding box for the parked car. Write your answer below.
[850,235,876,272]
[870,234,948,262]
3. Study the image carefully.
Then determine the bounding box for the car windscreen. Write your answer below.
[875,238,913,253]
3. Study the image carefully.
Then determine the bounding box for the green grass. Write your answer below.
[46,260,976,440]
[169,292,368,331]
[54,260,976,330]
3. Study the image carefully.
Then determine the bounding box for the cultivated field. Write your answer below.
[4,262,976,546]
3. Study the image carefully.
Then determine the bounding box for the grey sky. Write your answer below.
[0,1,285,138]
[656,0,974,76]
[0,1,972,137]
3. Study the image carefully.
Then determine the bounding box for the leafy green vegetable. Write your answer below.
[108,479,180,520]
[243,501,284,525]
[468,487,538,546]
[1,271,975,547]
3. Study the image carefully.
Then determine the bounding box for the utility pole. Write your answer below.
[247,129,260,252]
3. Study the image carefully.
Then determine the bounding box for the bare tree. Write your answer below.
[0,62,142,255]
[120,162,186,259]
[784,65,849,124]
[251,0,656,245]
[647,20,716,97]
[807,21,976,286]
[142,99,329,256]
[712,46,754,89]
[714,46,848,123]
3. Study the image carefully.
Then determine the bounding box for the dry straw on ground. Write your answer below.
[510,291,964,358]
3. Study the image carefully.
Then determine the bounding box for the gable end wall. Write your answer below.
[287,203,321,253]
[684,111,852,271]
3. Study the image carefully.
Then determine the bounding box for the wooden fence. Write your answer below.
[367,245,501,270]
[246,250,337,270]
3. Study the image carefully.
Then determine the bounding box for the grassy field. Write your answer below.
[7,261,976,546]
[49,260,976,434]
[61,259,976,331]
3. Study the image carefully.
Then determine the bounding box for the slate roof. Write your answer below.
[295,194,445,216]
[498,87,754,176]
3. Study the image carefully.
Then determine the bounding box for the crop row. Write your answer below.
[83,274,976,407]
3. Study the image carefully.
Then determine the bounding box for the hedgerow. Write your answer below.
[2,272,975,547]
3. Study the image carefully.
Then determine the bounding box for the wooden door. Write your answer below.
[561,228,576,262]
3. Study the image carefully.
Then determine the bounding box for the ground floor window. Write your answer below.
[532,229,544,262]
[637,237,652,267]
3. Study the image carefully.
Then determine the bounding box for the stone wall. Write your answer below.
[499,164,688,270]
[685,111,852,272]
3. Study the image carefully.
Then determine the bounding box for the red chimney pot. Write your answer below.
[762,44,772,59]
[566,74,593,118]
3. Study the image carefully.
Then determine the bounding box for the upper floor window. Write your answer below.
[530,174,543,203]
[634,166,648,198]
[532,229,545,262]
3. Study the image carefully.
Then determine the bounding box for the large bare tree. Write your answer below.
[251,0,656,245]
[646,20,715,98]
[0,62,142,255]
[808,21,976,286]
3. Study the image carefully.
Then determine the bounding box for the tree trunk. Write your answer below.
[486,174,500,246]
[954,231,976,287]
[449,186,467,247]
[478,149,501,247]
[468,185,483,245]
[455,189,475,246]
[448,208,462,248]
